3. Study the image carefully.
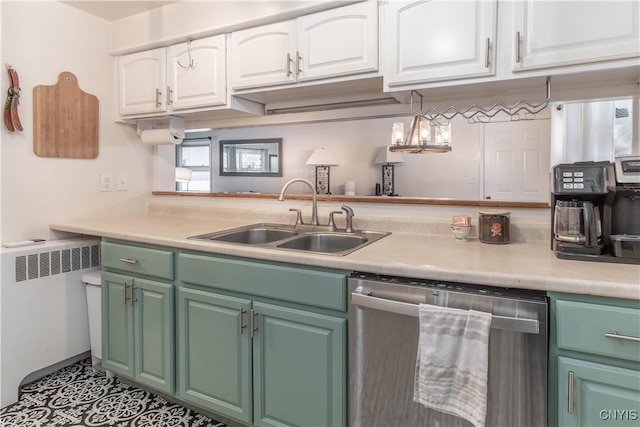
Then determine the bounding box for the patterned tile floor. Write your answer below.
[0,358,230,426]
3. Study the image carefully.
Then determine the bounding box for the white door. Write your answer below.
[297,0,377,81]
[167,35,227,111]
[118,48,167,116]
[512,1,640,71]
[484,119,551,202]
[383,0,497,87]
[229,20,296,89]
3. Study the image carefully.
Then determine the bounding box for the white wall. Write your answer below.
[0,0,153,243]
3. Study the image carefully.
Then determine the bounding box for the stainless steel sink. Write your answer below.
[276,233,368,254]
[189,224,299,244]
[188,223,389,256]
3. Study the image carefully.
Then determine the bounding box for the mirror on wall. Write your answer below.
[220,138,283,177]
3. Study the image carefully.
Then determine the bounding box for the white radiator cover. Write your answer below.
[0,237,100,408]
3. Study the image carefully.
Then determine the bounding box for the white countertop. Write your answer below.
[50,211,640,300]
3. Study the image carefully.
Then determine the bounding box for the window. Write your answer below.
[175,137,212,191]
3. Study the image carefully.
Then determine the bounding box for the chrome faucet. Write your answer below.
[341,204,355,232]
[278,178,319,226]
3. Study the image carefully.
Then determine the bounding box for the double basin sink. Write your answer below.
[188,223,390,256]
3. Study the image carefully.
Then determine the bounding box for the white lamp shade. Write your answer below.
[374,146,404,165]
[175,167,193,182]
[306,148,338,166]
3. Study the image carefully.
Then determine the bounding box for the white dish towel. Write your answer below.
[413,304,493,427]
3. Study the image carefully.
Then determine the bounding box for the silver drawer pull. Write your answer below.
[604,331,640,343]
[238,307,246,335]
[119,258,139,264]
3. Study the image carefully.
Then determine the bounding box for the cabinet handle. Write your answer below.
[485,38,491,68]
[238,307,246,335]
[155,88,162,107]
[119,258,139,264]
[130,279,137,305]
[605,331,640,343]
[286,53,292,77]
[567,371,574,414]
[123,281,130,305]
[250,308,258,338]
[296,51,302,75]
[167,86,173,105]
[515,31,521,63]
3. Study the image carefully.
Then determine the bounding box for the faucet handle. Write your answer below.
[341,205,355,233]
[328,210,343,231]
[289,208,304,225]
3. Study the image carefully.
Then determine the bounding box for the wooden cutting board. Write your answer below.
[33,71,99,158]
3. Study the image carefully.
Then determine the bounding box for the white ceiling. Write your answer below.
[59,1,180,21]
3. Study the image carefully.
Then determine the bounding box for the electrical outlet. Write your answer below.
[100,173,114,192]
[116,173,128,191]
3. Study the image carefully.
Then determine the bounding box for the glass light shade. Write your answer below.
[419,119,431,144]
[435,123,452,145]
[391,122,404,145]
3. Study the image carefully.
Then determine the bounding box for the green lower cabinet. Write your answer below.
[252,302,346,427]
[558,357,640,426]
[177,288,253,424]
[177,287,346,427]
[102,271,175,394]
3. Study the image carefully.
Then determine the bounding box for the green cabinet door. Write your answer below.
[252,302,346,427]
[133,278,175,394]
[102,272,134,377]
[558,357,640,426]
[102,271,175,394]
[177,287,252,424]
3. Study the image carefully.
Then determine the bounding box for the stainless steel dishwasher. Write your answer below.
[349,273,548,427]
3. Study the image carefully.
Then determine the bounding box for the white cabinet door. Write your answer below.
[512,0,640,71]
[297,0,377,81]
[230,21,296,90]
[118,48,167,116]
[384,0,497,87]
[483,119,551,202]
[167,35,227,111]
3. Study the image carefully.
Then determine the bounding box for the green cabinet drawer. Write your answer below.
[102,241,174,281]
[556,300,640,362]
[179,253,348,312]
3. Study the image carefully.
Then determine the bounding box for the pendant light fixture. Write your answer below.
[389,115,452,154]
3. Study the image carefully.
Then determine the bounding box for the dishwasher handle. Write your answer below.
[351,292,540,335]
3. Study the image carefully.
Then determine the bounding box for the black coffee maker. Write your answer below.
[551,157,640,264]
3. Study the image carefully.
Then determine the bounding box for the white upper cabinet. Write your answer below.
[230,0,377,90]
[383,0,497,87]
[118,48,167,116]
[296,0,377,81]
[511,0,640,72]
[230,21,297,89]
[119,35,227,116]
[167,35,227,111]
